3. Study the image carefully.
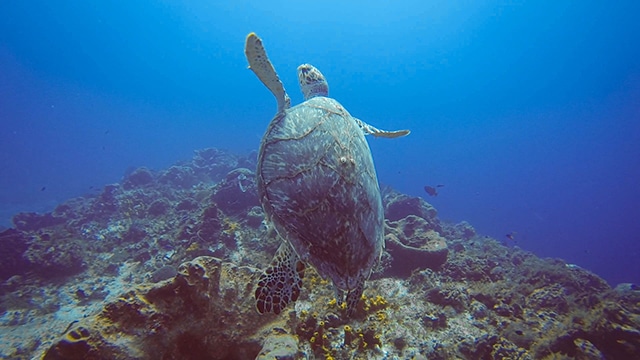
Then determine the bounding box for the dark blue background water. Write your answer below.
[1,1,639,286]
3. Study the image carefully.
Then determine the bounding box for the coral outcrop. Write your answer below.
[0,229,31,280]
[256,329,304,360]
[211,168,259,217]
[385,215,449,277]
[43,256,271,359]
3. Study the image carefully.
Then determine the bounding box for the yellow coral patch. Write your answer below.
[222,218,241,234]
[186,242,199,252]
[136,294,151,305]
[373,295,387,306]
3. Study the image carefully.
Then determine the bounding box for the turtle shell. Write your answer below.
[257,96,384,291]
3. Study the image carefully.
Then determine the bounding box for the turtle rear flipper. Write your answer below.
[245,32,291,112]
[345,277,365,317]
[255,242,305,315]
[354,117,410,138]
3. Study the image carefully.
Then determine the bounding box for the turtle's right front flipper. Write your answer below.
[255,241,305,315]
[245,32,291,112]
[354,117,410,138]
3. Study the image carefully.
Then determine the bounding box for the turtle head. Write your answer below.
[297,64,329,100]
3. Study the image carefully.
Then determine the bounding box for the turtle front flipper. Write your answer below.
[245,32,291,113]
[345,277,365,317]
[255,241,305,315]
[354,117,411,138]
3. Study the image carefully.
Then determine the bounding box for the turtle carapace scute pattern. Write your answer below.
[245,32,409,317]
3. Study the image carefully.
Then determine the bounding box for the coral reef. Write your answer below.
[0,147,638,359]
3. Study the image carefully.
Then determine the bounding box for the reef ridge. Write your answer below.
[0,148,638,359]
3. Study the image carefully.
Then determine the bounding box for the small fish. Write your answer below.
[40,186,46,191]
[424,185,437,196]
[424,185,438,197]
[505,231,517,241]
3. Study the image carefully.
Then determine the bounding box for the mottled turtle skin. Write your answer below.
[245,33,409,316]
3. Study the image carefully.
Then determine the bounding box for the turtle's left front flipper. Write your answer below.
[354,118,410,138]
[245,32,291,113]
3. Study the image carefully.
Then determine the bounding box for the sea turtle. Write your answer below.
[245,32,409,316]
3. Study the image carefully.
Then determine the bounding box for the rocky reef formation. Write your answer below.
[0,148,638,359]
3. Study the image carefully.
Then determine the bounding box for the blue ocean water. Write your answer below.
[1,1,638,286]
